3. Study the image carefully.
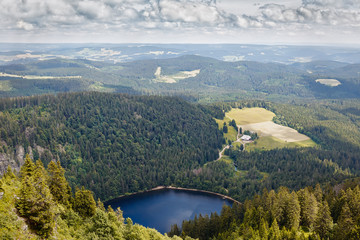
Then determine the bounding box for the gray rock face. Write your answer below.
[0,152,20,175]
[0,145,27,175]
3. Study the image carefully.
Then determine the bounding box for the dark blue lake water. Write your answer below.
[106,188,233,234]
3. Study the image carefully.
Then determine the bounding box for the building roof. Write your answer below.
[241,135,251,141]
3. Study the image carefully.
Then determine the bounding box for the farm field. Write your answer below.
[245,136,317,151]
[226,107,275,125]
[225,108,316,150]
[241,121,310,142]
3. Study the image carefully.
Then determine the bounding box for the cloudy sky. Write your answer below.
[1,0,359,45]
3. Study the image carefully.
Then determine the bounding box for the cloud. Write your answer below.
[0,0,359,44]
[258,2,360,27]
[302,0,360,9]
[17,20,34,31]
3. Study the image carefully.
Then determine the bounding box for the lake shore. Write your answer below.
[105,186,241,205]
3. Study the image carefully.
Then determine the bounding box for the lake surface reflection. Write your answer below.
[107,188,233,234]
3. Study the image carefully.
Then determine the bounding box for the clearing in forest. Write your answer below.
[226,107,275,125]
[315,78,341,87]
[224,108,316,149]
[241,121,310,142]
[0,72,82,79]
[153,67,200,83]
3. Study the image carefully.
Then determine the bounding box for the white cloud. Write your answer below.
[0,0,359,44]
[17,20,34,31]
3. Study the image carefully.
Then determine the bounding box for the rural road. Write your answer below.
[217,124,245,161]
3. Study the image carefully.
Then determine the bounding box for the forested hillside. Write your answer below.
[0,155,188,239]
[171,179,360,240]
[1,55,360,101]
[0,92,223,200]
[169,100,360,201]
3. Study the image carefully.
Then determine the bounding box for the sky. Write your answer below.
[1,0,360,45]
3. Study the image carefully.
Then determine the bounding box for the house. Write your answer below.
[241,135,251,141]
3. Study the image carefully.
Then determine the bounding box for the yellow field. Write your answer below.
[224,107,317,150]
[245,136,317,151]
[226,107,275,125]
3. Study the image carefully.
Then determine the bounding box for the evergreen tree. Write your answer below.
[314,201,333,240]
[223,122,228,133]
[48,160,71,207]
[4,165,16,179]
[268,219,281,240]
[20,154,35,178]
[335,202,355,239]
[74,186,96,217]
[298,188,318,229]
[16,157,55,238]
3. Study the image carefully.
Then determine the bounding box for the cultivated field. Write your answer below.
[315,78,341,87]
[241,121,310,142]
[224,108,316,150]
[226,107,275,125]
[245,136,316,151]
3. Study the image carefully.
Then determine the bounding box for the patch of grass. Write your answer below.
[226,107,275,125]
[245,136,317,152]
[0,81,13,91]
[218,155,234,164]
[215,117,238,142]
[88,82,115,92]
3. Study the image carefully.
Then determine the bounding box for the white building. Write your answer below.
[241,135,251,141]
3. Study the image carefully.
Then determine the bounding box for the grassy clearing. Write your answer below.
[226,107,275,125]
[0,72,82,79]
[0,81,13,91]
[246,136,317,152]
[153,67,200,83]
[88,82,115,92]
[316,78,341,87]
[215,117,238,143]
[218,155,234,164]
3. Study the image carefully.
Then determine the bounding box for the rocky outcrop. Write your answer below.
[0,143,59,176]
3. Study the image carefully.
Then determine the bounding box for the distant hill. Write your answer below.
[0,55,360,101]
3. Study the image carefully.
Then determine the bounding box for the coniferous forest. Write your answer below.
[1,92,360,239]
[0,155,188,239]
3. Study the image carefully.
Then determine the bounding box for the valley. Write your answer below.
[0,44,360,239]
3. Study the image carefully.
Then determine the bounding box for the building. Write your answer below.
[241,135,251,141]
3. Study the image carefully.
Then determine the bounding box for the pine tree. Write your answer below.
[314,201,333,240]
[74,186,96,217]
[20,154,35,178]
[16,157,55,238]
[298,188,318,229]
[335,202,355,239]
[4,165,16,179]
[269,219,281,240]
[48,160,71,207]
[259,218,269,239]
